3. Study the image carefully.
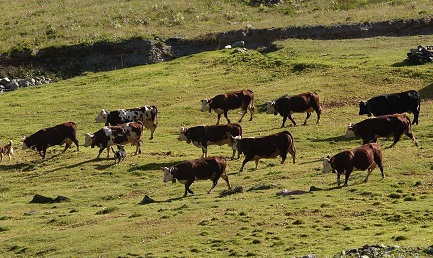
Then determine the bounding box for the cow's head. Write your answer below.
[95,109,108,123]
[161,167,177,183]
[230,135,242,152]
[83,133,95,148]
[322,155,333,173]
[266,101,276,114]
[358,101,369,115]
[22,136,33,150]
[201,99,210,112]
[178,127,190,143]
[345,124,356,138]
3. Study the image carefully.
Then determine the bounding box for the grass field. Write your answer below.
[1,33,433,257]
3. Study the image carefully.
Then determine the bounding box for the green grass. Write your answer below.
[2,0,433,54]
[1,34,433,257]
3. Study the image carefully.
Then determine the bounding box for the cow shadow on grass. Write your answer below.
[311,135,352,143]
[419,83,433,100]
[127,161,185,172]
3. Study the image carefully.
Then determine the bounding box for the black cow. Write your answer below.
[359,90,420,125]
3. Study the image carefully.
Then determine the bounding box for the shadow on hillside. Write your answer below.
[419,83,433,100]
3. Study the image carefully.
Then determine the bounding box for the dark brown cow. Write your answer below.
[266,92,322,127]
[178,123,242,159]
[83,122,143,159]
[22,122,79,159]
[161,156,232,197]
[322,143,384,186]
[201,89,254,125]
[345,114,417,148]
[230,131,296,172]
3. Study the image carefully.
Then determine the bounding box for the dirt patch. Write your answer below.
[1,18,432,78]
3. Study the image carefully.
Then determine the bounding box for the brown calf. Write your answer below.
[322,143,384,186]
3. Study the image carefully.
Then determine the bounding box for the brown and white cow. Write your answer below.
[22,122,79,159]
[345,114,417,148]
[83,121,143,159]
[322,143,384,187]
[161,156,232,197]
[178,123,242,159]
[230,130,296,172]
[95,105,158,140]
[266,92,322,127]
[201,89,254,125]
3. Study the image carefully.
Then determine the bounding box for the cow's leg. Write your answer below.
[224,110,231,124]
[373,154,385,180]
[405,131,418,146]
[216,114,221,125]
[364,162,377,183]
[336,172,341,186]
[288,114,297,126]
[289,143,296,164]
[254,159,259,170]
[239,157,252,172]
[135,141,142,155]
[238,109,247,123]
[184,181,194,197]
[62,143,71,153]
[201,146,207,158]
[343,169,353,187]
[230,149,236,160]
[248,105,254,121]
[281,116,288,128]
[220,173,232,190]
[207,180,218,194]
[42,147,47,159]
[303,112,311,125]
[97,147,106,159]
[413,112,419,125]
[0,154,3,162]
[315,108,321,124]
[149,124,156,140]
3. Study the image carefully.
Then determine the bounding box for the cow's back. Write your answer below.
[42,122,77,145]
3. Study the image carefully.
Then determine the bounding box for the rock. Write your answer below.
[29,194,70,204]
[277,189,309,196]
[139,195,155,205]
[309,186,322,191]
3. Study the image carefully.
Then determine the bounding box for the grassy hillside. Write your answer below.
[1,34,433,257]
[2,0,433,54]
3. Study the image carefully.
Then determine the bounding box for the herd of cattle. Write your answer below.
[12,88,421,196]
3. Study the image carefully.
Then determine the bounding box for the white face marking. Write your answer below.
[266,101,275,114]
[322,158,333,173]
[83,133,94,147]
[178,127,187,141]
[95,109,108,123]
[201,99,209,112]
[345,125,356,138]
[161,167,173,183]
